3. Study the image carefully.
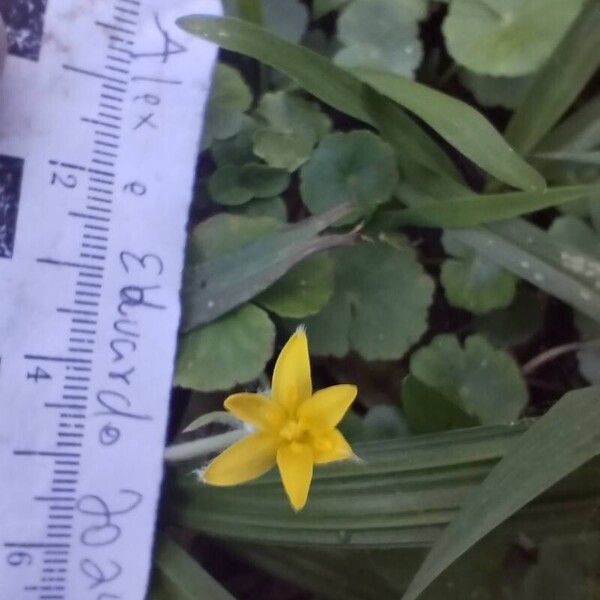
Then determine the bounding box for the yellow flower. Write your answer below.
[202,328,358,511]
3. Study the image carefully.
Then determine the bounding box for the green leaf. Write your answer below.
[505,2,600,155]
[537,94,600,154]
[300,131,399,220]
[257,253,335,318]
[354,68,545,191]
[334,0,424,78]
[176,303,275,392]
[203,64,252,148]
[230,195,288,221]
[441,255,517,314]
[301,242,434,360]
[261,0,308,43]
[177,15,460,181]
[401,386,600,600]
[208,163,290,206]
[402,375,479,434]
[375,185,596,229]
[188,213,280,261]
[152,535,235,600]
[253,91,331,171]
[548,214,600,257]
[473,289,543,347]
[223,0,308,42]
[459,70,532,110]
[444,218,600,325]
[443,0,584,76]
[361,404,411,441]
[182,204,356,330]
[548,216,600,384]
[409,335,528,425]
[211,118,257,166]
[168,417,600,546]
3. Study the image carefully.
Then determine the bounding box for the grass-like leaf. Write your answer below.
[354,68,544,191]
[150,535,235,599]
[167,419,600,547]
[181,203,355,331]
[505,1,600,155]
[177,15,461,181]
[372,184,596,229]
[402,386,600,600]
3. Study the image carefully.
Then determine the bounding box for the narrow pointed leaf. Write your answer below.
[354,68,545,191]
[151,535,235,600]
[402,386,600,600]
[177,15,458,180]
[505,1,600,155]
[373,185,597,229]
[181,203,356,331]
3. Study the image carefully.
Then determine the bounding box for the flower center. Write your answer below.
[279,419,305,442]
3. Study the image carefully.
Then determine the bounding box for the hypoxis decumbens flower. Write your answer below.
[202,328,358,511]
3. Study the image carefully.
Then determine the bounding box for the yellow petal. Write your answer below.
[313,428,353,465]
[298,384,357,431]
[224,393,286,432]
[203,432,278,486]
[277,441,314,511]
[272,328,312,415]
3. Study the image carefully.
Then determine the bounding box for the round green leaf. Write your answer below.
[230,196,288,221]
[301,243,434,360]
[443,0,585,76]
[409,334,528,425]
[402,375,479,434]
[472,289,543,347]
[253,91,331,171]
[300,131,399,221]
[209,163,290,206]
[203,64,252,148]
[175,304,276,392]
[334,0,425,77]
[257,253,335,318]
[211,118,257,166]
[441,255,517,314]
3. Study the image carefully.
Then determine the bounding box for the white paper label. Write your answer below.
[0,1,220,598]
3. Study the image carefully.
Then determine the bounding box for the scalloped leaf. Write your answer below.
[208,163,290,206]
[409,334,528,425]
[402,375,480,434]
[253,91,331,171]
[231,196,288,221]
[300,130,398,221]
[441,255,517,314]
[301,242,434,360]
[443,0,585,76]
[203,64,252,148]
[176,303,275,392]
[334,0,425,77]
[473,289,543,348]
[257,253,335,318]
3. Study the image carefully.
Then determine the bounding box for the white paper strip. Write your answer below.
[0,1,219,597]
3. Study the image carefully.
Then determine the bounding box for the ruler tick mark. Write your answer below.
[63,64,127,86]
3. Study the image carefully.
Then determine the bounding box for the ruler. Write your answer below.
[0,1,219,598]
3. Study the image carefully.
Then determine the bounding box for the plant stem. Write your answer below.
[522,339,600,375]
[164,430,246,463]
